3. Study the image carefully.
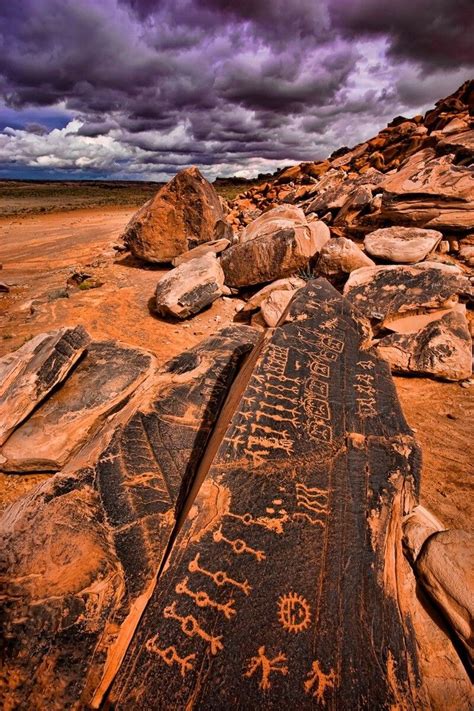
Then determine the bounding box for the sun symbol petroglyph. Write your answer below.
[145,634,196,677]
[244,646,288,691]
[188,553,251,595]
[175,576,236,619]
[304,660,337,703]
[163,602,223,655]
[277,592,311,633]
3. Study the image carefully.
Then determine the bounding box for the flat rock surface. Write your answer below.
[110,280,423,709]
[0,326,89,445]
[364,226,442,263]
[1,340,155,471]
[0,325,258,710]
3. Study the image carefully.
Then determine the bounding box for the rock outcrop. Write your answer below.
[364,226,442,263]
[123,167,224,263]
[0,326,89,445]
[381,149,474,231]
[155,253,228,319]
[0,326,258,710]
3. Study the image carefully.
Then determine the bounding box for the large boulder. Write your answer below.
[155,253,228,319]
[221,222,328,288]
[123,167,224,263]
[0,327,89,445]
[376,310,472,381]
[317,236,375,283]
[364,226,442,263]
[344,262,472,327]
[381,149,474,231]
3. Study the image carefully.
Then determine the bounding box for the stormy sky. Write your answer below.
[0,0,473,181]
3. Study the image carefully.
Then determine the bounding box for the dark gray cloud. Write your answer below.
[0,0,472,180]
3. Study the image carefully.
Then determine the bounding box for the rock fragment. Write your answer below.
[317,236,375,283]
[155,253,228,319]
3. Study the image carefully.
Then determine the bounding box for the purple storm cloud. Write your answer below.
[0,0,473,180]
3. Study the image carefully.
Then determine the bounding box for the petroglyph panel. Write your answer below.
[110,280,422,709]
[0,326,258,710]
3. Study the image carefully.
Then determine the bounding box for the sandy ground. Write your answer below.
[0,208,472,530]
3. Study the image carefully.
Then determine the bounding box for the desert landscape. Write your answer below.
[1,79,473,709]
[1,0,474,704]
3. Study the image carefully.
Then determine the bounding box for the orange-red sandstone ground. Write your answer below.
[0,208,472,530]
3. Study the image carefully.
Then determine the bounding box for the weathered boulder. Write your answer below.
[364,226,442,263]
[381,149,474,231]
[260,289,296,327]
[155,253,228,319]
[171,238,230,267]
[416,529,474,666]
[377,310,472,381]
[109,279,425,709]
[344,262,472,326]
[0,326,259,710]
[1,341,155,471]
[0,326,89,445]
[241,205,306,242]
[221,224,327,288]
[317,236,375,282]
[123,167,224,263]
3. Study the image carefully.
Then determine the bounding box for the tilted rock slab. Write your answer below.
[364,226,443,264]
[241,205,307,242]
[344,262,472,327]
[221,224,327,288]
[377,310,472,381]
[108,280,424,709]
[155,253,228,319]
[0,326,258,710]
[171,238,230,267]
[123,167,224,263]
[381,149,474,231]
[1,341,154,471]
[0,326,89,445]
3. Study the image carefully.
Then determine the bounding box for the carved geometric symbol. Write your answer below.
[145,633,196,677]
[277,592,311,634]
[244,645,288,691]
[304,660,337,703]
[175,576,236,619]
[188,553,251,595]
[163,602,223,655]
[213,525,266,562]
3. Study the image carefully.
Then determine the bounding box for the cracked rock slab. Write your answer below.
[364,226,442,263]
[1,341,155,471]
[0,326,90,445]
